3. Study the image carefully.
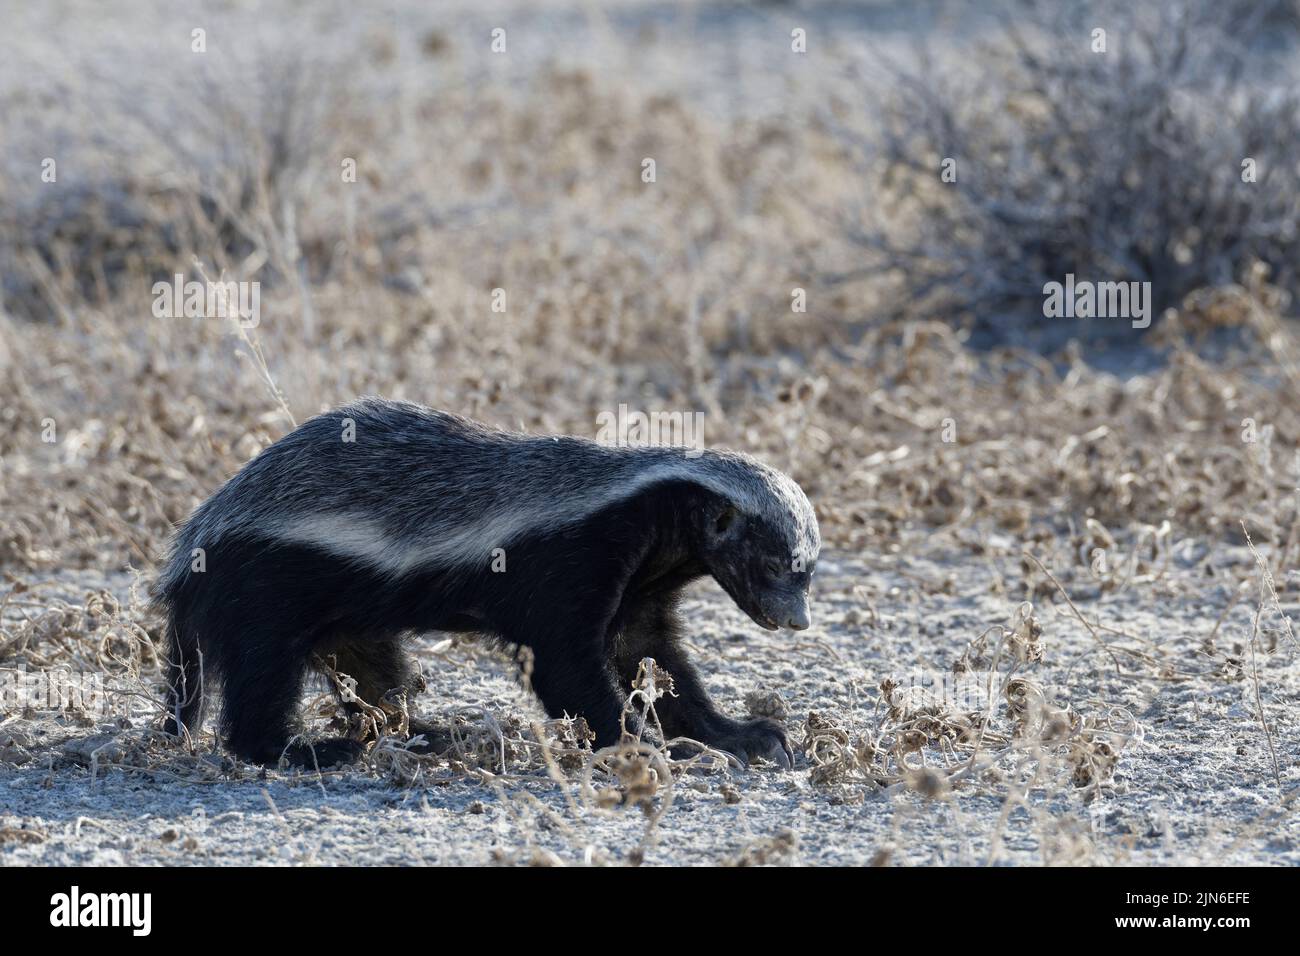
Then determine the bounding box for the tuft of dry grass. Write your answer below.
[800,599,1138,803]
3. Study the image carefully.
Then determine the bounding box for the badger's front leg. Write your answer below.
[514,618,629,750]
[614,592,793,769]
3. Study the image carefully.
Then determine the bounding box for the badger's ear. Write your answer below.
[710,503,741,539]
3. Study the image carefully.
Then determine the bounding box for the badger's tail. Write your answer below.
[160,613,205,739]
[155,562,207,740]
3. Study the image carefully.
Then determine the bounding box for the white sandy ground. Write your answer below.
[1,530,1296,866]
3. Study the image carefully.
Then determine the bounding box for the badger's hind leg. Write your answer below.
[322,638,451,752]
[217,620,353,768]
[217,622,337,766]
[324,638,421,711]
[188,538,371,768]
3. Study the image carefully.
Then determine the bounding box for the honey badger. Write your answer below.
[154,398,819,769]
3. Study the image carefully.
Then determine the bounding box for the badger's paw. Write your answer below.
[710,717,794,771]
[282,737,366,769]
[405,718,456,756]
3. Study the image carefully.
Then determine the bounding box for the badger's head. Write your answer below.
[694,457,821,632]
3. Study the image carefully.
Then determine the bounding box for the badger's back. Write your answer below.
[155,397,818,596]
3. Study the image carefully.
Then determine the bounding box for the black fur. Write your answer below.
[158,467,811,768]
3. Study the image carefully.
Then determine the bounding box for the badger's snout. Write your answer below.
[784,603,810,631]
[753,591,810,631]
[779,593,811,631]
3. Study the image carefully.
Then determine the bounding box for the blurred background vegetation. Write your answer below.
[2,0,1299,576]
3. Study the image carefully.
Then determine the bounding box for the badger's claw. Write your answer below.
[771,738,794,771]
[713,717,794,771]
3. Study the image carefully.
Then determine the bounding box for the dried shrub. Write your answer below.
[841,0,1300,338]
